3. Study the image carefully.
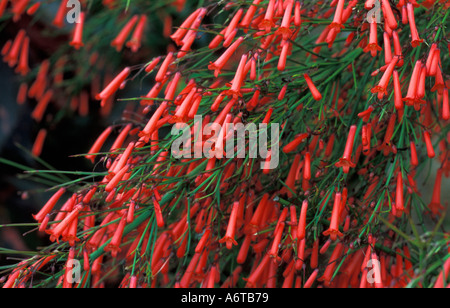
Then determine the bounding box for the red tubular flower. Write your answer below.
[381,0,397,30]
[155,52,174,83]
[326,27,339,48]
[342,0,357,23]
[144,56,161,73]
[393,70,404,110]
[219,201,239,249]
[178,9,206,55]
[195,228,211,253]
[172,86,197,122]
[283,154,301,198]
[323,192,344,241]
[262,150,275,174]
[358,106,374,122]
[318,242,344,285]
[15,36,29,76]
[426,43,438,75]
[308,239,319,270]
[304,152,311,180]
[428,168,444,216]
[304,269,319,288]
[96,67,131,101]
[383,32,393,64]
[410,141,419,167]
[83,187,98,206]
[126,15,147,52]
[163,72,182,104]
[304,73,322,101]
[240,0,261,29]
[403,60,422,107]
[258,0,276,32]
[78,91,89,117]
[371,252,384,288]
[11,0,29,22]
[170,8,203,45]
[48,194,77,234]
[395,171,404,212]
[52,0,68,28]
[443,88,449,121]
[406,3,423,48]
[433,256,450,288]
[246,193,269,236]
[111,15,139,52]
[329,0,345,31]
[335,125,357,173]
[320,239,332,255]
[224,54,248,98]
[208,37,244,77]
[48,204,84,243]
[32,188,66,223]
[268,221,285,260]
[70,12,85,50]
[423,130,435,158]
[63,247,76,288]
[178,31,197,58]
[364,21,382,57]
[225,8,243,39]
[110,141,135,178]
[249,55,258,81]
[110,124,133,153]
[235,235,251,265]
[27,2,40,15]
[187,94,202,119]
[179,251,201,287]
[297,200,308,240]
[127,276,137,289]
[392,31,404,67]
[416,62,427,100]
[371,56,399,96]
[365,0,376,10]
[362,124,372,155]
[32,129,47,157]
[151,150,169,177]
[283,133,309,153]
[277,41,290,71]
[431,68,445,95]
[105,165,129,192]
[429,48,440,77]
[378,113,396,156]
[209,29,226,50]
[63,216,80,246]
[105,213,127,258]
[262,107,273,125]
[244,254,271,288]
[0,0,8,18]
[1,40,11,57]
[401,4,408,24]
[17,82,28,105]
[276,0,294,40]
[31,89,54,123]
[5,29,26,67]
[86,126,113,163]
[293,1,302,26]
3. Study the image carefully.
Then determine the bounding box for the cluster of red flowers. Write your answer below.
[1,0,450,289]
